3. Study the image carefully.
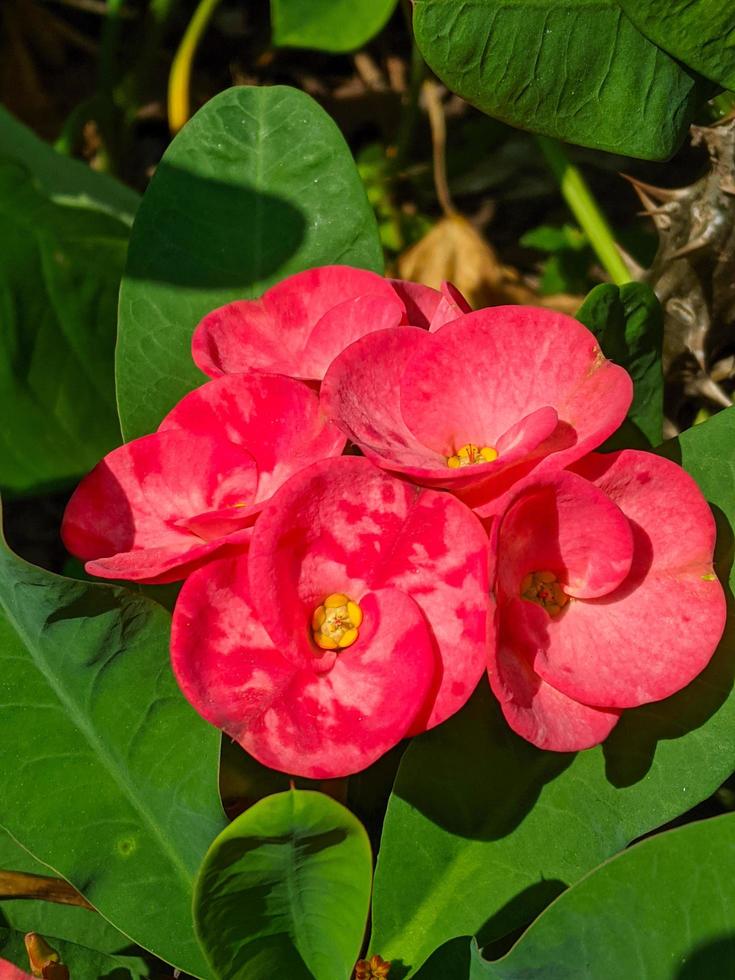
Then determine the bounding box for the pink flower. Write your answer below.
[192,265,471,382]
[388,278,471,331]
[62,373,344,583]
[171,456,489,778]
[488,451,726,751]
[321,306,633,509]
[0,962,33,980]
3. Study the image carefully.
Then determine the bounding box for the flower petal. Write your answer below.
[429,281,473,331]
[495,470,634,601]
[248,456,490,729]
[160,372,345,502]
[489,598,621,751]
[84,534,250,584]
[321,327,441,471]
[172,556,435,778]
[0,960,34,980]
[62,429,257,582]
[400,306,631,468]
[388,278,471,330]
[300,294,404,379]
[192,265,400,380]
[531,451,727,708]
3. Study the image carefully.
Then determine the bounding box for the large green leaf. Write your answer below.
[370,404,735,975]
[422,813,735,978]
[617,0,735,91]
[412,0,706,160]
[116,85,383,441]
[194,790,372,980]
[271,0,398,52]
[0,105,139,225]
[0,162,126,495]
[0,503,226,978]
[0,829,129,954]
[577,282,664,445]
[0,926,150,979]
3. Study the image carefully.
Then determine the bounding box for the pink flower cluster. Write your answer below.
[63,266,726,777]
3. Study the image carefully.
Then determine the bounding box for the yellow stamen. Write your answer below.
[521,570,570,617]
[447,443,498,468]
[311,593,362,653]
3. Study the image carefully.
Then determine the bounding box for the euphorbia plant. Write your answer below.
[64,263,725,769]
[3,67,735,980]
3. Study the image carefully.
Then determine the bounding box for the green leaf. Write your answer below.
[0,829,130,954]
[194,790,372,980]
[520,225,586,254]
[116,85,383,441]
[441,813,735,978]
[0,502,226,978]
[0,162,126,495]
[412,0,706,160]
[0,105,139,225]
[521,225,592,296]
[370,404,735,976]
[617,0,735,91]
[418,804,735,980]
[576,282,664,445]
[271,0,398,52]
[0,926,151,979]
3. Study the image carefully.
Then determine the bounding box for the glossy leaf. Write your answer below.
[0,926,150,979]
[0,162,125,495]
[577,282,664,445]
[194,790,372,980]
[423,814,735,978]
[0,502,226,978]
[116,85,383,440]
[0,828,129,954]
[0,105,138,225]
[271,0,398,52]
[370,405,735,975]
[412,0,706,160]
[617,0,735,91]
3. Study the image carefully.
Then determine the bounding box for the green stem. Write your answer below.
[536,135,631,287]
[99,0,127,95]
[394,27,426,170]
[708,90,735,121]
[168,0,224,132]
[120,0,181,115]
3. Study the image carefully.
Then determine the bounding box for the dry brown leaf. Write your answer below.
[397,214,582,314]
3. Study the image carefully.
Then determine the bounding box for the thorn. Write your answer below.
[627,181,659,213]
[669,235,714,260]
[695,376,733,409]
[614,242,645,281]
[712,355,735,383]
[620,173,687,202]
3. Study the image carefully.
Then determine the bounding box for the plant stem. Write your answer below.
[536,135,631,286]
[167,0,223,133]
[99,0,126,96]
[394,6,426,169]
[423,79,455,217]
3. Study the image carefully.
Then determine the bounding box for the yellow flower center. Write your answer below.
[521,570,570,617]
[447,443,498,468]
[311,593,363,651]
